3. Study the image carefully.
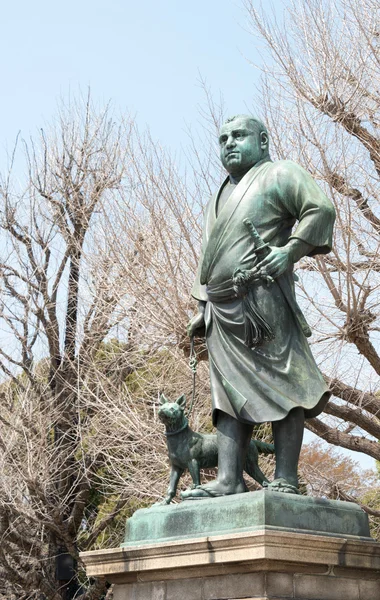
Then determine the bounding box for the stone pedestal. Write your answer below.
[80,492,380,600]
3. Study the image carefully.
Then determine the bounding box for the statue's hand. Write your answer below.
[186,312,205,338]
[251,246,291,280]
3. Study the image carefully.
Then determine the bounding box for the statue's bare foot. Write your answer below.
[263,478,300,495]
[181,480,248,500]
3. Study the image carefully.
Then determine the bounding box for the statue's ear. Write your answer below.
[159,394,168,405]
[176,394,186,408]
[260,131,269,151]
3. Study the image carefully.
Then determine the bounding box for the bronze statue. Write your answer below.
[183,115,335,498]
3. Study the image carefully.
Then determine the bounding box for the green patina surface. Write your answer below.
[183,115,337,498]
[122,491,371,547]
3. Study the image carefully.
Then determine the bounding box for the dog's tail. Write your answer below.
[254,440,275,454]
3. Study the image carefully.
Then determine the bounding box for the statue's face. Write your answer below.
[219,117,267,178]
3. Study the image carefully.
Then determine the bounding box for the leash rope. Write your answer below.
[187,335,198,416]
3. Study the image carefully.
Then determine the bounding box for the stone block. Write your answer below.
[166,577,202,600]
[114,581,166,600]
[113,584,134,600]
[358,578,380,600]
[294,574,359,600]
[266,572,294,597]
[203,572,265,599]
[149,582,166,600]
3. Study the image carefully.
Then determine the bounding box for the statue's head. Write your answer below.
[219,115,269,178]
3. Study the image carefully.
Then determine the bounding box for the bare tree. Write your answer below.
[0,90,225,599]
[243,0,380,461]
[0,93,152,599]
[299,439,380,536]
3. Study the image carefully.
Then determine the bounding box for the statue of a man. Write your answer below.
[183,115,335,498]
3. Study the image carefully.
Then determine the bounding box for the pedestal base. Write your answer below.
[81,528,380,599]
[122,490,371,545]
[80,493,380,600]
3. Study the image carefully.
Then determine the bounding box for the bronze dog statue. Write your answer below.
[157,394,274,504]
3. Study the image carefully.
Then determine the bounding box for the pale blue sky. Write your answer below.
[0,0,275,150]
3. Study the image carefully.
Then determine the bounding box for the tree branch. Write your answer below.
[324,400,380,439]
[324,375,380,416]
[306,417,380,460]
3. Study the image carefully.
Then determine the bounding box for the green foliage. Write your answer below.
[357,487,380,541]
[80,495,151,550]
[252,422,273,444]
[199,416,215,434]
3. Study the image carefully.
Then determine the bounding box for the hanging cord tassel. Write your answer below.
[186,336,198,417]
[242,293,274,347]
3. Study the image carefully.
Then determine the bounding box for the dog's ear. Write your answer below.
[176,394,186,408]
[159,393,168,405]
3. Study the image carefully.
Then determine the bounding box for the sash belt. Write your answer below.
[206,280,274,348]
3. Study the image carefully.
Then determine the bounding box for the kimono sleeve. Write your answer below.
[191,256,208,301]
[276,161,336,257]
[191,200,211,302]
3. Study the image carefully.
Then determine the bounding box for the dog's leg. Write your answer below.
[188,458,201,488]
[164,465,184,504]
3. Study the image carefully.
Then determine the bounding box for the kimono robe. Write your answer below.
[192,158,335,425]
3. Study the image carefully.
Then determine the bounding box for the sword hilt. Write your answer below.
[243,218,270,257]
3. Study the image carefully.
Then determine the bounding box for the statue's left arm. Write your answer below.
[252,161,336,279]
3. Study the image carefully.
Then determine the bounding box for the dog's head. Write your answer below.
[158,394,187,430]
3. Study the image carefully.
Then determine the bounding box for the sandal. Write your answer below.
[262,478,300,495]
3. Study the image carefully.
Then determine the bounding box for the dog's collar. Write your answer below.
[165,421,188,437]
